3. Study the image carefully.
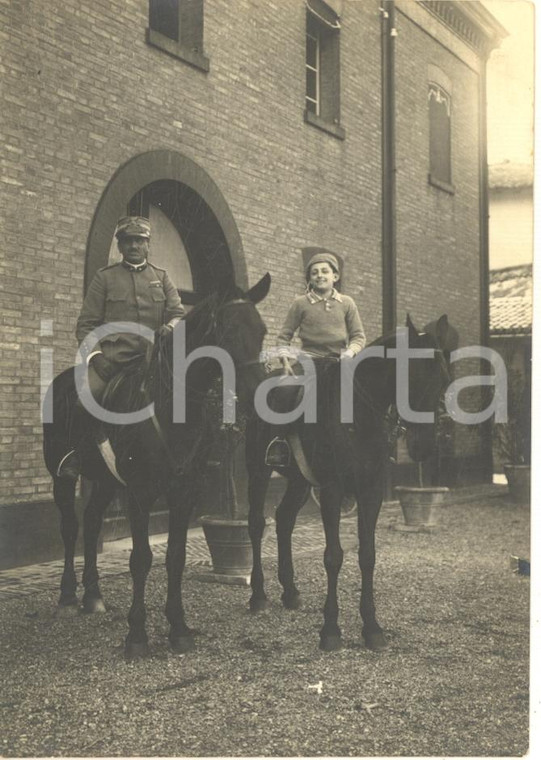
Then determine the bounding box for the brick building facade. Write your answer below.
[1,0,505,567]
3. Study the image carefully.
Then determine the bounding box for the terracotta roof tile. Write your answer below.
[489,265,532,334]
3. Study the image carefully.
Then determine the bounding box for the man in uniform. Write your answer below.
[57,215,185,479]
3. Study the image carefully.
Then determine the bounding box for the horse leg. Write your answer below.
[319,482,344,651]
[165,483,196,654]
[276,473,311,610]
[81,478,115,614]
[124,494,152,660]
[53,477,79,611]
[356,481,388,651]
[248,467,272,612]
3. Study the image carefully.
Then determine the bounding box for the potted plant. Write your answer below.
[199,381,273,582]
[493,369,531,503]
[394,463,449,528]
[390,405,450,529]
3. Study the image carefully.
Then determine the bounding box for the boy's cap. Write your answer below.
[115,216,151,239]
[306,252,340,278]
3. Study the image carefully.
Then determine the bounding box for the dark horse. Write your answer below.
[246,315,450,651]
[43,273,270,659]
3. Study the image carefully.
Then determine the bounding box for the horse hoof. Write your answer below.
[82,597,107,614]
[363,631,389,651]
[170,636,195,654]
[249,596,269,613]
[319,634,343,652]
[281,593,301,610]
[124,640,151,661]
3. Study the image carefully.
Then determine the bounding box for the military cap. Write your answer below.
[115,216,151,239]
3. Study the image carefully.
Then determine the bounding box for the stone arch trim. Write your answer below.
[86,150,247,289]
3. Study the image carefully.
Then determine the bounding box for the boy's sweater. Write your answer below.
[277,289,366,359]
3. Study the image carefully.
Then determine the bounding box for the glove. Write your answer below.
[155,324,174,340]
[89,353,117,382]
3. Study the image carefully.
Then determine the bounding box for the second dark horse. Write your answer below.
[246,315,451,651]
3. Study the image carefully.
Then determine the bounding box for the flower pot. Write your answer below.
[394,486,449,527]
[503,464,531,504]
[200,516,273,576]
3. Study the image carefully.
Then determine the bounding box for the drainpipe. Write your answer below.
[478,49,493,482]
[381,0,397,499]
[381,0,397,336]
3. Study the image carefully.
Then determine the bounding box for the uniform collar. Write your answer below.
[122,259,148,273]
[306,288,343,304]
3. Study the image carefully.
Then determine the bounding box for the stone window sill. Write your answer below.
[304,110,346,140]
[428,174,455,195]
[146,28,209,72]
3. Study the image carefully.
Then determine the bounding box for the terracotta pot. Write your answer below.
[503,464,531,504]
[394,486,449,527]
[200,517,273,576]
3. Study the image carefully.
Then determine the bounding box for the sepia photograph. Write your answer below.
[0,0,534,757]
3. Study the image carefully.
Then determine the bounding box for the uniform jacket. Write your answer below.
[76,261,185,365]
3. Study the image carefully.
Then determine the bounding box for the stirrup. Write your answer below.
[56,449,81,480]
[265,436,291,467]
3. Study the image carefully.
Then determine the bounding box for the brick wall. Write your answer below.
[1,0,486,507]
[394,8,482,345]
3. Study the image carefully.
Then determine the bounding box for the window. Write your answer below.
[428,82,453,192]
[148,0,209,72]
[304,0,344,140]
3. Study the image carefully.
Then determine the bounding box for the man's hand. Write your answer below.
[155,324,174,340]
[340,348,355,360]
[89,353,117,382]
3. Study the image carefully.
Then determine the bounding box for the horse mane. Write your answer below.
[145,284,251,425]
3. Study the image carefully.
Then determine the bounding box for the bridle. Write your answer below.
[147,295,265,470]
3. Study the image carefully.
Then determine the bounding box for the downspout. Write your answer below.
[478,49,493,482]
[381,0,396,500]
[381,0,397,335]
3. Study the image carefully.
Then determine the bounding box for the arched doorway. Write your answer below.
[86,149,247,297]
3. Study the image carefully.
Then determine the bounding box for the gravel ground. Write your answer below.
[0,495,530,758]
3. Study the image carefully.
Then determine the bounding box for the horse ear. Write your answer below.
[245,272,271,304]
[435,314,449,348]
[405,313,418,336]
[423,314,459,352]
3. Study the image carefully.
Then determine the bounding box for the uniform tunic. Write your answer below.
[76,261,185,366]
[277,289,366,359]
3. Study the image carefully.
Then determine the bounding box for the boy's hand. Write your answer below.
[281,357,296,376]
[340,348,355,360]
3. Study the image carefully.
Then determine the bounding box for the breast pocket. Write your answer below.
[105,286,129,322]
[150,287,166,303]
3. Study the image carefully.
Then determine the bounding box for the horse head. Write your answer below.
[213,272,270,402]
[403,314,451,462]
[158,272,270,417]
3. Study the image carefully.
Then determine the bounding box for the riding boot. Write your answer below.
[56,365,109,480]
[56,448,82,480]
[56,402,87,480]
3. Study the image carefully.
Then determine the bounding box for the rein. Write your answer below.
[145,294,262,473]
